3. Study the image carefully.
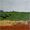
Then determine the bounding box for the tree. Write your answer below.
[0,10,4,12]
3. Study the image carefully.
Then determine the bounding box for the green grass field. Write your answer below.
[0,12,30,21]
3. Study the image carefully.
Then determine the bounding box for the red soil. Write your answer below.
[0,23,30,30]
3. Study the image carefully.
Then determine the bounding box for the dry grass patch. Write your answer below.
[0,20,29,26]
[0,20,16,26]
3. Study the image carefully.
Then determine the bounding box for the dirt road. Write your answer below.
[0,20,30,30]
[0,23,30,30]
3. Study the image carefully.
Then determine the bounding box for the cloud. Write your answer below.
[0,0,30,12]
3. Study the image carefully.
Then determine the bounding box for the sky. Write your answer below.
[0,0,30,12]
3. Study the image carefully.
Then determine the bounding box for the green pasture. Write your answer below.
[0,12,30,21]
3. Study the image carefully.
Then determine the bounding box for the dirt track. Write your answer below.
[0,20,30,30]
[0,23,30,30]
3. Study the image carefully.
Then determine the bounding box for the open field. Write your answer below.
[0,12,30,30]
[0,20,30,30]
[0,12,30,20]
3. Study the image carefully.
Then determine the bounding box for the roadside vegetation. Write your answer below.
[0,12,30,21]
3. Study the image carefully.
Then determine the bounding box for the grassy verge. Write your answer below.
[0,20,29,26]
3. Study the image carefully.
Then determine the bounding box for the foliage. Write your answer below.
[0,12,30,21]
